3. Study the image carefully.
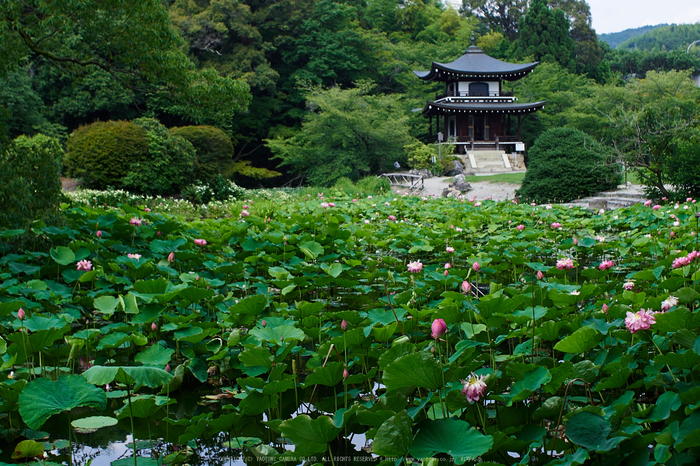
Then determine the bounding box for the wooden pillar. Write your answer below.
[517,114,522,141]
[429,116,432,141]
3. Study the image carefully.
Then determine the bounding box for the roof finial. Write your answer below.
[470,31,475,46]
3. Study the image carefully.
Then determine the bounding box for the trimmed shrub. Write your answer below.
[169,125,234,182]
[516,127,620,203]
[64,119,195,195]
[65,120,147,189]
[406,141,436,170]
[0,134,64,231]
[121,118,195,196]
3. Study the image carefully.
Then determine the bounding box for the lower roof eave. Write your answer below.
[422,100,546,117]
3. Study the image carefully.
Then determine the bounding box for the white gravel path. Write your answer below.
[415,176,520,201]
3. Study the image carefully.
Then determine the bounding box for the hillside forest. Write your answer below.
[2,0,700,196]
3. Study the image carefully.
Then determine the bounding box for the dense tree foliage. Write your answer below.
[267,82,413,186]
[2,0,699,194]
[569,70,700,200]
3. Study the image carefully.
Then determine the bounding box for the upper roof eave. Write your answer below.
[422,100,547,116]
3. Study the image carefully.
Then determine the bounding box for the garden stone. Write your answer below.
[444,160,465,177]
[451,174,472,192]
[409,168,433,179]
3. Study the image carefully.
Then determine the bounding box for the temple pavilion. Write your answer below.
[414,41,546,172]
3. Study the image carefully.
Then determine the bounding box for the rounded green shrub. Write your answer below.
[65,120,147,190]
[122,118,195,196]
[169,125,234,182]
[516,127,620,203]
[64,119,195,195]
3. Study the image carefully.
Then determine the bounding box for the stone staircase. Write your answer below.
[566,187,648,210]
[464,150,513,173]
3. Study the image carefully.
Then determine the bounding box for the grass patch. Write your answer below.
[463,172,525,184]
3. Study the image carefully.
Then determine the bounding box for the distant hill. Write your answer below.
[598,25,665,49]
[616,23,700,52]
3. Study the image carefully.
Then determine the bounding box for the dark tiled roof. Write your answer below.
[422,100,546,116]
[414,46,539,81]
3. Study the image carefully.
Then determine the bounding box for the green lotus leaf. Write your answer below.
[372,410,413,457]
[279,414,341,455]
[553,327,602,353]
[303,362,344,387]
[383,351,442,392]
[410,418,493,464]
[50,246,75,265]
[115,395,174,419]
[18,375,107,430]
[299,241,324,259]
[11,439,44,460]
[83,365,173,389]
[134,344,174,368]
[71,416,118,434]
[565,411,611,451]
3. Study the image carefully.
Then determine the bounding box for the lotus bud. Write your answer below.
[537,270,544,280]
[168,252,175,263]
[343,368,349,379]
[444,270,448,277]
[151,322,157,331]
[573,238,578,245]
[602,303,609,313]
[431,318,447,340]
[96,230,102,238]
[341,319,348,332]
[462,281,471,293]
[157,231,162,236]
[472,262,480,272]
[165,363,171,373]
[18,308,25,320]
[262,319,267,328]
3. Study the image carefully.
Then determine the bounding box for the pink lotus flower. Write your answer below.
[472,262,480,272]
[661,295,678,312]
[407,260,423,273]
[18,308,25,320]
[168,252,175,263]
[602,303,609,313]
[241,210,250,217]
[653,205,661,210]
[644,200,652,207]
[599,260,614,271]
[320,202,329,209]
[145,207,151,212]
[431,318,447,339]
[130,217,142,226]
[673,256,692,268]
[516,224,525,231]
[444,263,451,270]
[623,281,635,291]
[461,373,487,402]
[551,222,562,229]
[388,215,397,221]
[341,319,348,332]
[625,309,656,333]
[194,239,207,246]
[76,260,92,271]
[96,230,102,238]
[127,253,141,260]
[556,258,574,270]
[446,246,454,253]
[537,270,544,280]
[328,202,335,207]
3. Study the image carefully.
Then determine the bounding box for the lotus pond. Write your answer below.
[1,191,700,466]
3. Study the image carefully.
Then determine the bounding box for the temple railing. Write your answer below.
[435,90,514,99]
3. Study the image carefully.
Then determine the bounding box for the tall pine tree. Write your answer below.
[515,0,576,71]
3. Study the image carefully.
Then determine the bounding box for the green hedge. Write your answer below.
[517,127,620,203]
[0,134,64,231]
[64,119,195,195]
[169,125,234,183]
